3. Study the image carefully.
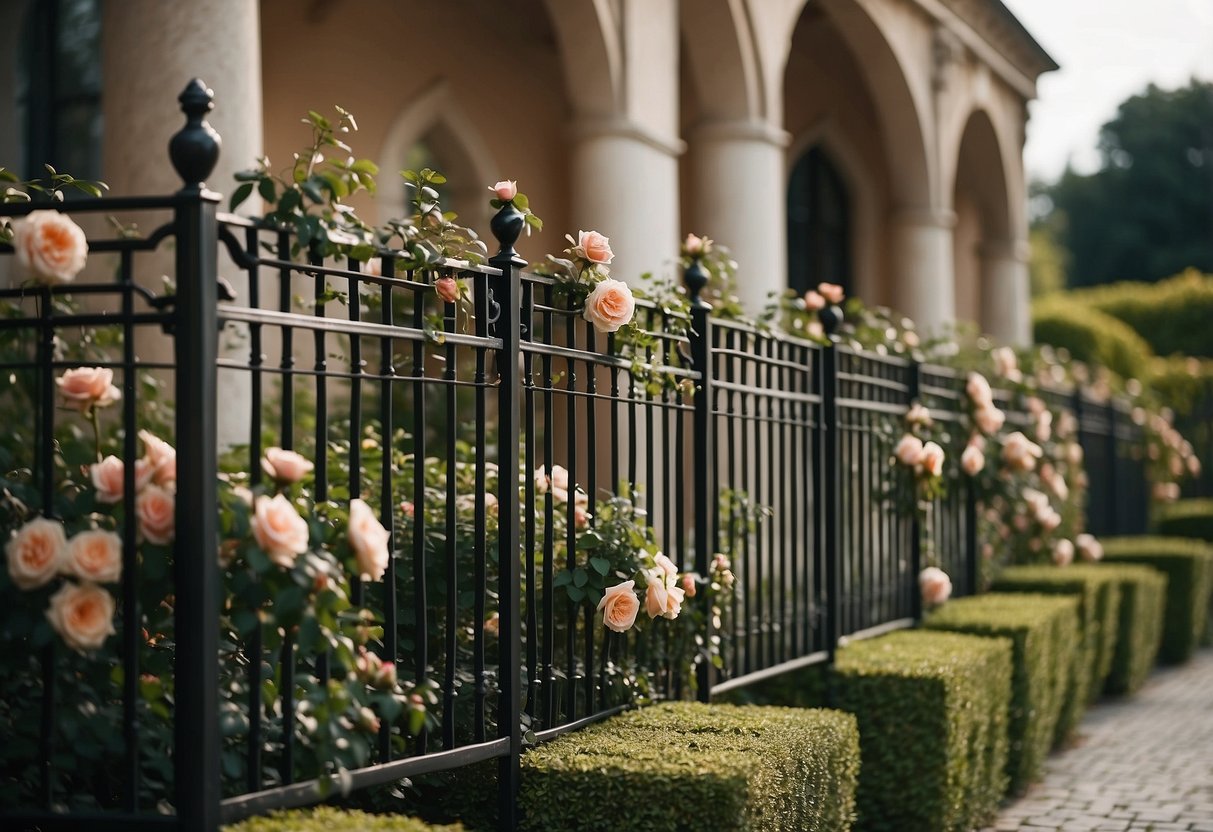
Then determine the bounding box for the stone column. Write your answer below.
[687,119,789,314]
[980,238,1031,346]
[890,208,957,336]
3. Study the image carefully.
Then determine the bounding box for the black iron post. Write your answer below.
[907,361,923,622]
[169,79,222,832]
[683,255,714,702]
[820,305,843,661]
[1106,400,1121,534]
[489,201,525,829]
[964,480,979,596]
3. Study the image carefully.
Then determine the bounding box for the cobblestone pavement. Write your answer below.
[981,649,1213,831]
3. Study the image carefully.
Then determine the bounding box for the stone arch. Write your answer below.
[680,0,765,122]
[376,80,500,226]
[539,0,623,117]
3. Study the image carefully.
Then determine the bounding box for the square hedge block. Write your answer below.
[1095,563,1168,693]
[832,629,1012,832]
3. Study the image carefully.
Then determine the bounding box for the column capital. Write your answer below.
[568,116,686,158]
[687,118,790,148]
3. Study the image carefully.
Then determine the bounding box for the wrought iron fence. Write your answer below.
[0,83,1150,831]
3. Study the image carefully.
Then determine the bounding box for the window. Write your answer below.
[787,146,851,297]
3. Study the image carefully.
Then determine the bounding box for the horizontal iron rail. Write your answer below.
[838,617,917,646]
[710,650,832,695]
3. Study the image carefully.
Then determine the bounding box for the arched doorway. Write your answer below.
[787,145,852,297]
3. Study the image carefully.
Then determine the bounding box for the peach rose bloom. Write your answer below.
[46,581,115,652]
[5,517,67,590]
[57,367,121,413]
[802,290,825,311]
[894,434,924,467]
[1001,432,1042,472]
[349,498,391,581]
[1076,533,1103,562]
[582,278,635,334]
[974,404,1005,435]
[484,611,500,637]
[489,180,517,201]
[1036,410,1053,443]
[920,442,945,477]
[435,276,461,304]
[13,209,88,285]
[660,584,686,620]
[961,444,985,476]
[992,347,1020,381]
[136,485,175,545]
[816,282,845,305]
[252,494,309,568]
[1052,539,1075,567]
[681,573,697,598]
[653,552,678,578]
[644,574,670,619]
[683,233,709,255]
[906,403,932,427]
[597,580,640,633]
[139,431,177,487]
[90,455,153,504]
[918,567,952,606]
[66,529,122,584]
[577,230,614,265]
[261,447,314,484]
[966,372,993,409]
[363,257,382,277]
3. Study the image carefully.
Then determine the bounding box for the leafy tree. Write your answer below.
[1036,79,1213,287]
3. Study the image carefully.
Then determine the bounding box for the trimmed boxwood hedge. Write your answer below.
[1101,536,1213,663]
[832,630,1011,832]
[222,807,462,832]
[1097,563,1168,694]
[1153,499,1213,543]
[1032,297,1154,380]
[925,593,1079,794]
[991,565,1123,740]
[1066,269,1213,358]
[519,701,860,831]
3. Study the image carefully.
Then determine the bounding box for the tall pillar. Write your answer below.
[687,119,789,314]
[980,239,1031,346]
[891,208,957,336]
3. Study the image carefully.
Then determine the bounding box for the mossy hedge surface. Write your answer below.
[992,565,1123,740]
[222,807,462,832]
[925,593,1078,794]
[1101,536,1213,663]
[1152,499,1213,543]
[832,630,1011,832]
[1066,269,1213,358]
[519,701,860,832]
[1032,298,1154,380]
[1096,564,1168,694]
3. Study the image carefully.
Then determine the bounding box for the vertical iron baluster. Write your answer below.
[347,256,364,608]
[442,276,458,750]
[411,272,429,756]
[820,310,841,664]
[684,257,713,701]
[248,227,265,789]
[473,270,489,743]
[522,280,539,723]
[311,252,330,688]
[378,261,397,763]
[541,282,556,730]
[744,338,758,674]
[280,635,295,784]
[564,313,577,722]
[278,230,294,448]
[583,321,597,713]
[118,247,140,810]
[725,327,740,675]
[764,335,776,667]
[36,286,55,808]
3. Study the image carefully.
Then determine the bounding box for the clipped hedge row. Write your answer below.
[832,630,1011,832]
[222,807,462,832]
[925,593,1078,794]
[1152,498,1213,542]
[1032,297,1154,380]
[519,701,860,831]
[1101,536,1213,663]
[992,565,1122,740]
[1067,269,1213,358]
[1097,563,1168,694]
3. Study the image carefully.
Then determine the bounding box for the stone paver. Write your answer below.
[982,649,1213,832]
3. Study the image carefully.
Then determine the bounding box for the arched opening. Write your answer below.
[787,145,852,296]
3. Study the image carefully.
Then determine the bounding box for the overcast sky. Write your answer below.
[1000,0,1213,183]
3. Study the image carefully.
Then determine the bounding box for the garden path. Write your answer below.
[983,648,1213,831]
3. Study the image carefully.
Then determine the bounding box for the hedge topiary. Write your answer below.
[1097,563,1168,694]
[831,630,1011,832]
[991,565,1123,739]
[519,701,860,831]
[222,807,463,832]
[924,593,1079,794]
[1152,498,1213,543]
[1068,269,1213,358]
[1032,297,1154,381]
[1100,536,1213,663]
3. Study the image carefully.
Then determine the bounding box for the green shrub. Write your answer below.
[222,807,463,832]
[519,701,860,831]
[832,630,1011,832]
[924,593,1079,793]
[1101,536,1213,663]
[1068,269,1213,358]
[1096,563,1168,694]
[1152,498,1213,543]
[1032,297,1154,380]
[991,565,1123,739]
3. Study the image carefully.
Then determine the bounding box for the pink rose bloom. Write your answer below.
[577,230,614,265]
[894,434,924,467]
[906,403,932,427]
[973,404,1005,435]
[91,455,154,504]
[5,517,67,590]
[966,372,993,409]
[46,581,115,652]
[139,431,177,487]
[362,257,382,277]
[261,447,314,484]
[349,498,391,581]
[597,580,640,633]
[653,552,678,577]
[681,573,697,598]
[251,494,309,568]
[1052,539,1075,567]
[484,611,500,637]
[803,290,825,312]
[57,367,121,413]
[400,500,415,519]
[1040,510,1062,532]
[1036,410,1053,442]
[817,282,845,305]
[683,233,710,255]
[489,180,518,201]
[136,485,176,545]
[1001,432,1043,472]
[66,529,122,584]
[919,567,952,606]
[961,444,985,476]
[1066,442,1083,465]
[644,574,670,619]
[920,442,945,477]
[992,347,1020,381]
[435,276,461,304]
[1076,533,1103,562]
[574,506,591,528]
[12,209,88,285]
[582,278,635,333]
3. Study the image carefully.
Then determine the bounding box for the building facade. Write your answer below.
[1,0,1055,342]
